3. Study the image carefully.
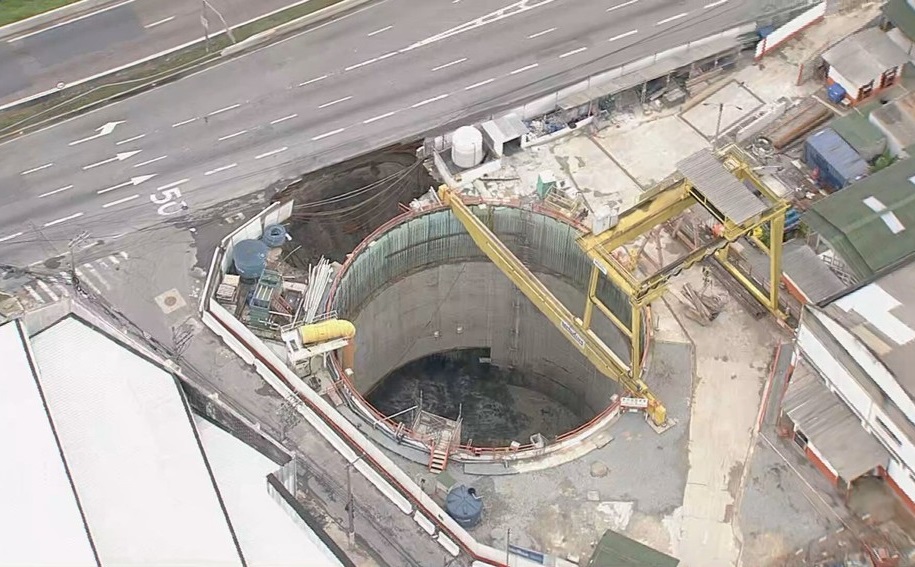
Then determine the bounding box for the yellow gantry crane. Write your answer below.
[439,145,790,430]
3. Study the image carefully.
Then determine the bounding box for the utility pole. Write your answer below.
[505,527,511,567]
[201,0,236,46]
[67,231,90,293]
[200,1,210,52]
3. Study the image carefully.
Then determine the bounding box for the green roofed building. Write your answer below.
[587,530,679,567]
[886,0,915,45]
[804,156,915,280]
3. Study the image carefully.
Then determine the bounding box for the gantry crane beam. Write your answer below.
[438,186,668,426]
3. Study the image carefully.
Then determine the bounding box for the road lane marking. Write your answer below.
[204,163,238,175]
[312,128,345,141]
[656,12,688,25]
[82,150,141,170]
[102,194,140,208]
[21,163,53,175]
[218,130,248,141]
[97,175,155,194]
[207,103,242,116]
[156,179,189,191]
[68,120,125,145]
[345,59,377,71]
[134,155,167,167]
[704,0,728,7]
[144,15,175,28]
[412,94,449,108]
[38,185,73,198]
[172,117,197,128]
[84,264,112,290]
[119,251,129,259]
[432,58,467,71]
[0,232,22,243]
[116,134,145,145]
[559,47,588,58]
[363,111,397,124]
[24,285,43,303]
[255,147,288,159]
[464,78,495,90]
[270,113,298,125]
[509,63,539,75]
[318,96,353,109]
[528,28,555,39]
[299,75,328,87]
[367,25,393,36]
[609,29,638,41]
[74,268,102,294]
[37,280,59,302]
[607,0,638,11]
[108,255,120,265]
[44,212,84,227]
[7,0,137,42]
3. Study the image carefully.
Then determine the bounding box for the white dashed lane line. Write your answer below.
[464,78,495,90]
[509,63,538,75]
[21,163,53,175]
[704,0,728,7]
[609,29,638,41]
[255,147,288,159]
[528,28,555,39]
[270,114,297,125]
[607,0,638,11]
[133,155,167,167]
[172,117,196,128]
[363,111,397,124]
[218,130,248,141]
[312,128,346,141]
[318,96,353,109]
[44,212,83,227]
[144,15,175,28]
[102,194,139,209]
[411,94,449,108]
[116,134,145,145]
[204,163,238,176]
[559,47,587,58]
[38,185,73,198]
[656,12,688,25]
[157,179,188,191]
[432,58,467,71]
[299,75,328,87]
[0,232,22,243]
[207,103,242,117]
[367,25,393,37]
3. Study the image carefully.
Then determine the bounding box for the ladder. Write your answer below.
[428,429,453,473]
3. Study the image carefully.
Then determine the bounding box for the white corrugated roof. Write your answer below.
[30,317,243,566]
[194,416,344,567]
[0,320,97,567]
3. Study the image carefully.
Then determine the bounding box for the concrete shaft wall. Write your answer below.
[332,206,632,419]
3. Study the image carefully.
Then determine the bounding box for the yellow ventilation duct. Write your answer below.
[299,319,356,371]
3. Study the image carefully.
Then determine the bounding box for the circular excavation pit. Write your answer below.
[326,202,643,463]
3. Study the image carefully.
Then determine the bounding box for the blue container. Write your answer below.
[804,128,869,191]
[262,224,287,248]
[233,239,269,281]
[826,83,846,104]
[445,485,483,528]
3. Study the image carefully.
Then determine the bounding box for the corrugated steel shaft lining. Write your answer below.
[677,149,767,224]
[334,205,632,330]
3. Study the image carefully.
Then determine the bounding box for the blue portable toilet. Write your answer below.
[804,128,869,191]
[826,83,846,104]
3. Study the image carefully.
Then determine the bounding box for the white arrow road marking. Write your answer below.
[69,121,126,146]
[102,194,140,208]
[97,174,156,194]
[44,212,84,227]
[38,185,73,198]
[0,232,22,243]
[21,163,53,175]
[82,150,142,170]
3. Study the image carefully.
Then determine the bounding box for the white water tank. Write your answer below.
[451,126,484,169]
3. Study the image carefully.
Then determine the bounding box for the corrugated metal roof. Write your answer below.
[886,0,915,41]
[822,28,909,88]
[30,317,244,566]
[870,91,915,150]
[0,320,97,567]
[588,529,679,567]
[784,359,890,481]
[677,149,768,224]
[741,239,846,303]
[829,111,887,162]
[804,156,915,279]
[806,128,870,186]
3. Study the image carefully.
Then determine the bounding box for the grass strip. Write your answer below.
[0,0,81,27]
[0,0,346,137]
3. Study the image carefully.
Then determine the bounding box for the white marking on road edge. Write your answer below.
[44,212,84,227]
[134,155,167,167]
[270,114,298,125]
[509,63,539,75]
[38,185,74,198]
[465,78,495,90]
[432,58,467,71]
[318,96,353,109]
[559,47,588,58]
[0,232,22,243]
[363,111,397,124]
[607,0,639,12]
[218,130,248,141]
[102,194,140,208]
[116,134,146,145]
[528,28,556,39]
[609,29,638,41]
[412,94,449,108]
[312,128,345,141]
[207,103,242,117]
[24,285,43,303]
[299,75,328,87]
[21,163,53,175]
[704,0,728,7]
[7,0,137,42]
[205,163,238,175]
[656,12,688,25]
[157,179,189,191]
[255,147,288,159]
[144,15,176,28]
[367,25,393,36]
[37,280,59,302]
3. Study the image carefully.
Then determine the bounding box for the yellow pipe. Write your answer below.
[299,319,356,371]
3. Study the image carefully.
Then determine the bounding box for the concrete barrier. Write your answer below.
[0,0,113,40]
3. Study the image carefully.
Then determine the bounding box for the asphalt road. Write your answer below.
[0,0,753,268]
[0,0,320,107]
